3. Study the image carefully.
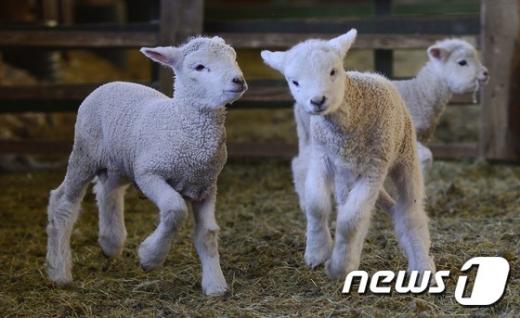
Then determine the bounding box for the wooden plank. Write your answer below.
[229,142,478,160]
[0,29,158,48]
[0,83,477,112]
[0,31,478,50]
[480,0,520,161]
[205,1,479,21]
[205,1,480,21]
[158,0,204,96]
[0,140,477,161]
[429,143,478,160]
[0,83,100,100]
[451,93,479,105]
[218,33,478,50]
[0,83,158,112]
[393,1,480,16]
[0,29,478,50]
[0,83,476,104]
[239,86,477,106]
[0,140,72,154]
[228,143,296,159]
[374,0,394,78]
[205,15,480,35]
[205,2,373,21]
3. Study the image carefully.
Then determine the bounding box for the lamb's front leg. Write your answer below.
[136,175,188,270]
[326,177,382,279]
[303,153,333,268]
[192,187,227,296]
[291,153,308,210]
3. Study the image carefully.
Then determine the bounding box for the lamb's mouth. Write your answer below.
[307,109,327,115]
[224,89,246,94]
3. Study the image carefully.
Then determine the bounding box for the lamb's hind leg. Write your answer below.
[94,173,129,257]
[46,150,95,284]
[417,142,433,178]
[136,175,188,270]
[192,187,227,296]
[390,162,435,274]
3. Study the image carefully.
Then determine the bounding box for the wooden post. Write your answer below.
[480,0,520,161]
[60,0,76,25]
[373,0,393,77]
[42,0,59,25]
[158,0,204,96]
[0,52,3,84]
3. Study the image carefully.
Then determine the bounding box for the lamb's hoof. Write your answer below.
[202,279,228,297]
[138,242,166,271]
[48,268,73,286]
[409,257,436,274]
[304,249,331,269]
[324,260,346,280]
[139,256,164,272]
[304,234,332,269]
[99,236,124,258]
[409,262,436,285]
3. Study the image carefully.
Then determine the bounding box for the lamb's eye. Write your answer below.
[330,69,336,76]
[458,60,468,66]
[292,80,299,87]
[195,64,205,71]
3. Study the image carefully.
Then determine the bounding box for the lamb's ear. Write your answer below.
[427,45,449,62]
[211,36,226,45]
[329,28,357,56]
[140,46,182,69]
[261,50,286,72]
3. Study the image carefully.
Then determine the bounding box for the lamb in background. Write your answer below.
[394,38,489,169]
[46,36,247,296]
[261,29,435,279]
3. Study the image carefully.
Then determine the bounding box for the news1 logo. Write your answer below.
[342,257,510,306]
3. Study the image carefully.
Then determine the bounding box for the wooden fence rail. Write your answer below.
[0,0,517,161]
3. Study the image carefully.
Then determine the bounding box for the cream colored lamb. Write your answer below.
[46,36,247,296]
[262,29,435,278]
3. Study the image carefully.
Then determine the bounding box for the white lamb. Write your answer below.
[394,38,489,169]
[46,36,247,296]
[261,29,435,278]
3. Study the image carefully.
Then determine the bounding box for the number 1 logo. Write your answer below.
[455,257,510,306]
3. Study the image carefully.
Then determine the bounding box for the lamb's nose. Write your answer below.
[479,70,489,82]
[232,76,245,86]
[480,66,489,80]
[310,96,327,107]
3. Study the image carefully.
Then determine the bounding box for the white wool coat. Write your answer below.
[75,81,227,200]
